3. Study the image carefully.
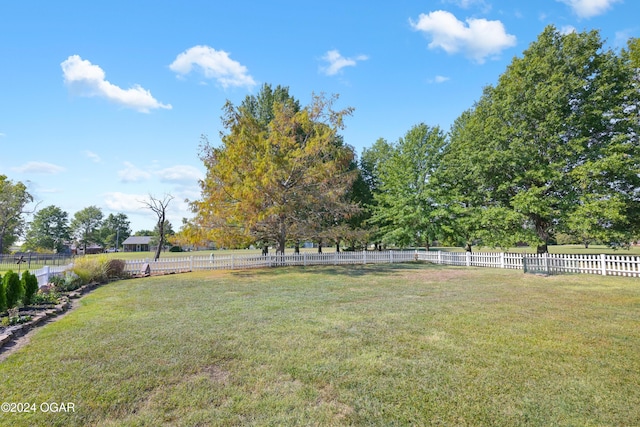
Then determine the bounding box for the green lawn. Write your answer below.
[1,264,639,426]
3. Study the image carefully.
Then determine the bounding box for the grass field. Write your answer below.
[0,264,639,426]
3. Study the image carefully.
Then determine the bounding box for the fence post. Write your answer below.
[190,256,193,271]
[389,251,393,264]
[600,253,607,276]
[334,251,338,266]
[437,251,442,265]
[42,265,50,287]
[466,251,471,267]
[363,250,367,265]
[304,252,307,267]
[500,252,505,269]
[231,254,235,270]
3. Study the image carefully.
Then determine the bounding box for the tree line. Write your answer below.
[0,190,175,255]
[184,27,640,254]
[2,27,638,255]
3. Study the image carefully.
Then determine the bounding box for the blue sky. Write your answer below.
[1,0,637,234]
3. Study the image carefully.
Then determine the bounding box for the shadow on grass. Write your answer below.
[229,261,443,279]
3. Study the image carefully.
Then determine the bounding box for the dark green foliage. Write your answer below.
[368,124,447,249]
[22,205,70,252]
[0,273,4,311]
[4,270,24,309]
[438,26,640,252]
[21,270,39,306]
[169,246,183,252]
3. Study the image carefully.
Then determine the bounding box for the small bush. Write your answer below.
[169,246,183,252]
[22,270,39,306]
[4,270,24,309]
[31,290,60,305]
[51,272,82,292]
[105,259,126,279]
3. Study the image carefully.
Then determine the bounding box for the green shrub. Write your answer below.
[31,290,60,305]
[22,270,39,306]
[4,270,24,309]
[51,272,82,292]
[169,246,183,252]
[0,273,4,312]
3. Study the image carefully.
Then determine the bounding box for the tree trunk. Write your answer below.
[276,220,286,255]
[534,216,550,254]
[335,241,340,252]
[294,241,300,254]
[317,240,322,253]
[464,242,472,252]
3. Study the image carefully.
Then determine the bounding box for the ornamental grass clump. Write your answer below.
[104,259,126,279]
[72,256,108,285]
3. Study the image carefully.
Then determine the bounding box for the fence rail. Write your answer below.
[22,250,640,286]
[121,250,640,278]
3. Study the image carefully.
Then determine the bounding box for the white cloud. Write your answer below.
[444,0,491,12]
[118,161,151,183]
[560,25,577,35]
[61,55,172,113]
[103,192,147,212]
[13,161,65,174]
[157,165,203,184]
[169,45,256,89]
[84,150,101,163]
[410,10,516,63]
[557,0,621,18]
[320,50,369,76]
[431,75,451,83]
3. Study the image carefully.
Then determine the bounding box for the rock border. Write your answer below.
[0,282,103,356]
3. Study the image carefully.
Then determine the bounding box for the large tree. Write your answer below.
[191,84,357,254]
[0,175,34,253]
[368,124,447,249]
[440,26,640,252]
[70,206,103,254]
[100,213,131,251]
[23,205,70,252]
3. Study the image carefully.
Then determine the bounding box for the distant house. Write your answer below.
[71,243,103,255]
[122,236,153,252]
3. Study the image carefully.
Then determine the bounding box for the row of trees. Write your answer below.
[23,206,132,253]
[1,167,176,256]
[23,203,177,256]
[184,27,640,253]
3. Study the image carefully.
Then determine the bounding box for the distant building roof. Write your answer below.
[122,236,153,245]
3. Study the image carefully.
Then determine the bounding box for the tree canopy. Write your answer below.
[70,206,103,253]
[23,205,70,252]
[190,84,358,254]
[0,175,34,253]
[437,26,640,252]
[367,124,447,249]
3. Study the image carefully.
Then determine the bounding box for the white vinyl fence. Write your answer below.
[28,264,74,287]
[120,250,640,278]
[22,251,640,286]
